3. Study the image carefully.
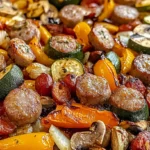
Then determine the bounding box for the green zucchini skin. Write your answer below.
[106,51,121,74]
[49,0,81,9]
[111,102,149,122]
[128,34,150,54]
[44,38,84,61]
[0,65,24,100]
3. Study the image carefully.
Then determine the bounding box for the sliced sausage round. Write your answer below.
[76,73,111,105]
[111,5,139,24]
[0,54,6,71]
[9,20,40,42]
[8,38,35,67]
[59,5,87,28]
[88,23,114,51]
[110,87,145,112]
[130,54,150,86]
[114,0,136,6]
[4,88,42,126]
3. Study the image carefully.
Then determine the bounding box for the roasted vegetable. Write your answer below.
[41,103,119,129]
[93,58,119,91]
[0,132,54,150]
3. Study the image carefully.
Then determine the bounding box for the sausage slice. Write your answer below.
[111,5,139,24]
[8,38,35,67]
[88,23,114,51]
[4,88,42,126]
[76,73,111,105]
[59,5,87,28]
[130,54,150,86]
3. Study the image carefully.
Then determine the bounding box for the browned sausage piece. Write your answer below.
[9,20,40,42]
[110,87,145,112]
[88,23,114,51]
[8,38,35,67]
[4,88,42,126]
[76,73,111,105]
[111,5,139,25]
[59,5,87,28]
[130,54,150,86]
[0,54,6,71]
[114,0,136,6]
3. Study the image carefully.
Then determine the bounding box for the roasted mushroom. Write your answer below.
[111,126,129,150]
[70,120,106,150]
[27,1,50,18]
[40,4,58,24]
[0,2,18,17]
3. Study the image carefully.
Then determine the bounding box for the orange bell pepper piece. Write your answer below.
[98,0,115,22]
[41,103,119,129]
[113,42,135,74]
[73,22,91,50]
[93,58,119,91]
[29,37,54,66]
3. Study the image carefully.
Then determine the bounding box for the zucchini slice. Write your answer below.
[0,64,24,100]
[128,34,150,54]
[110,87,149,122]
[136,0,150,11]
[51,58,84,81]
[116,31,134,47]
[111,103,149,122]
[133,24,150,38]
[106,51,121,74]
[44,35,84,61]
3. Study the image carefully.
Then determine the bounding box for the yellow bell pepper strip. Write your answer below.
[41,103,119,129]
[93,58,119,91]
[99,22,119,34]
[20,80,35,91]
[98,0,115,22]
[0,49,9,61]
[0,132,54,150]
[120,48,135,74]
[39,25,52,45]
[73,22,91,48]
[113,42,135,74]
[29,37,54,66]
[0,16,11,24]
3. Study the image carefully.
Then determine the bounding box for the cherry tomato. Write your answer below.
[0,118,16,135]
[52,81,71,104]
[0,22,5,30]
[119,24,132,32]
[63,26,76,37]
[125,78,146,96]
[0,102,5,116]
[62,74,77,95]
[35,73,53,96]
[81,0,103,5]
[130,131,150,150]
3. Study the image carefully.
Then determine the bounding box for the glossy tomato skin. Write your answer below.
[0,118,16,135]
[35,73,53,96]
[125,78,146,96]
[130,131,150,150]
[52,81,71,104]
